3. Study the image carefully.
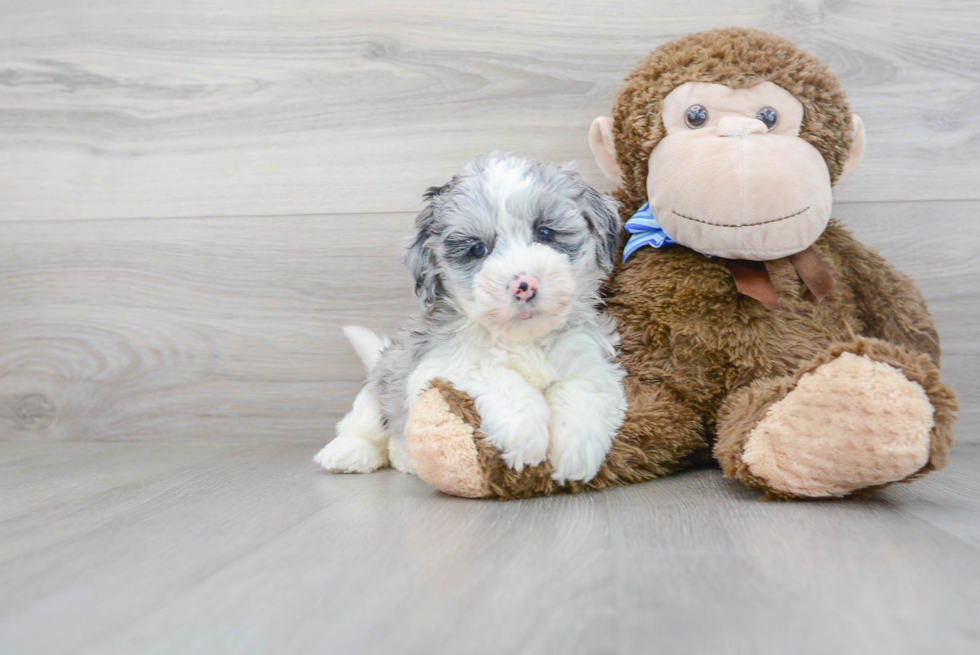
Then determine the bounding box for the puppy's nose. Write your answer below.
[509,274,539,302]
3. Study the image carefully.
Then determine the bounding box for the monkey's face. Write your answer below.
[649,82,833,260]
[590,80,865,261]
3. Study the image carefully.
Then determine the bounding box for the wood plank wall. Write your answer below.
[1,0,977,443]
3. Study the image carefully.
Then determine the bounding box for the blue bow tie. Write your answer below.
[622,202,675,263]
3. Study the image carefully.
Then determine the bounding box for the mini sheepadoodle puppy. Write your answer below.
[315,153,627,484]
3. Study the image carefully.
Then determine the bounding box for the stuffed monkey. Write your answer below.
[403,27,958,500]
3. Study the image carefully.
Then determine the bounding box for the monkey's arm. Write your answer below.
[403,375,710,499]
[824,223,941,365]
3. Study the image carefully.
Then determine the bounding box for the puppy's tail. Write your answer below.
[342,326,391,372]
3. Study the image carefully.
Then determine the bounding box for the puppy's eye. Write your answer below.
[536,227,555,242]
[469,243,489,258]
[685,105,708,129]
[755,106,778,130]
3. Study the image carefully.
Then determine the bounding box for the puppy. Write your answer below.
[315,153,626,484]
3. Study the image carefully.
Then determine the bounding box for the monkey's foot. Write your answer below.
[404,381,493,498]
[743,352,934,496]
[717,339,957,499]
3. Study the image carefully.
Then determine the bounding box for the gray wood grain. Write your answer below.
[0,213,418,442]
[1,441,978,654]
[1,0,979,221]
[1,201,975,443]
[606,449,980,655]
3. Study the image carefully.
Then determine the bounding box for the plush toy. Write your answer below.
[403,27,958,500]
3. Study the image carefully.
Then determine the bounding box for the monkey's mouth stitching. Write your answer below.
[672,207,810,228]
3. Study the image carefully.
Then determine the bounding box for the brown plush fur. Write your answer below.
[403,28,958,500]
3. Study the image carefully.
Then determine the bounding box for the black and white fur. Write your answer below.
[315,153,627,483]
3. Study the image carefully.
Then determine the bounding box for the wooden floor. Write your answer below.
[1,441,979,655]
[2,2,979,653]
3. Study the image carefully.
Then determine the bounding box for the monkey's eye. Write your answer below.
[685,105,709,128]
[756,106,778,130]
[536,227,555,242]
[469,243,489,258]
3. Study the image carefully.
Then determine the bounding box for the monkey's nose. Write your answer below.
[717,117,768,137]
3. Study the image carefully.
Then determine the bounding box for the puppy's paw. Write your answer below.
[314,436,388,473]
[546,384,623,483]
[387,438,415,475]
[548,422,609,484]
[475,390,551,472]
[498,421,550,473]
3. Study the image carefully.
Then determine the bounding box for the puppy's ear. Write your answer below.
[405,186,444,306]
[576,184,620,273]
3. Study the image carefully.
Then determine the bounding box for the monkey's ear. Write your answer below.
[405,198,440,307]
[837,114,866,185]
[589,117,623,185]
